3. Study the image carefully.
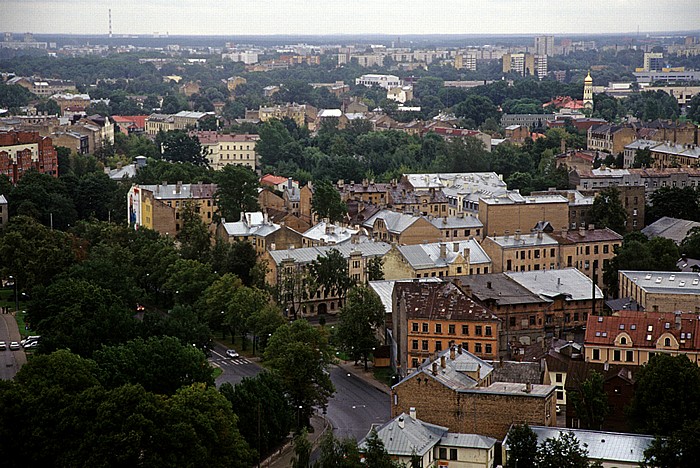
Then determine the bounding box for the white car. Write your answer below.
[0,341,6,350]
[9,342,20,350]
[23,341,39,349]
[225,349,239,359]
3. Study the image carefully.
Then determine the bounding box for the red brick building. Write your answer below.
[0,131,58,183]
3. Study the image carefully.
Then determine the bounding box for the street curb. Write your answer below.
[336,361,392,396]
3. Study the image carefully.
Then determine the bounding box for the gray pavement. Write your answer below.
[0,313,26,380]
[210,341,264,387]
[266,414,329,468]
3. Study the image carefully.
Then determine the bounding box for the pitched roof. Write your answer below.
[619,270,700,296]
[397,239,491,269]
[506,268,603,301]
[362,209,421,234]
[451,273,545,306]
[369,278,442,316]
[394,281,499,322]
[358,413,447,457]
[302,222,358,245]
[267,242,391,265]
[439,432,497,450]
[641,216,700,244]
[549,227,623,244]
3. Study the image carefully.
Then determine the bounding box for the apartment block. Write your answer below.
[0,131,58,183]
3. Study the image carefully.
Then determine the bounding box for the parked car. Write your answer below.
[9,342,20,350]
[225,349,239,358]
[20,336,40,347]
[23,341,39,349]
[0,341,6,350]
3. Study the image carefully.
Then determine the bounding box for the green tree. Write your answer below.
[317,431,363,468]
[367,256,384,281]
[647,186,700,223]
[35,98,61,116]
[361,428,400,468]
[567,371,609,430]
[0,83,34,109]
[214,164,260,222]
[628,354,700,435]
[226,285,269,351]
[246,304,286,353]
[505,424,538,468]
[93,336,214,394]
[264,320,335,429]
[220,372,294,461]
[311,180,347,223]
[309,249,355,306]
[210,239,259,286]
[680,226,700,259]
[633,147,653,168]
[141,303,212,350]
[687,93,700,123]
[176,200,212,260]
[589,186,627,234]
[536,431,591,468]
[453,94,500,127]
[158,130,207,166]
[163,258,217,306]
[337,286,385,371]
[292,428,312,468]
[642,421,700,468]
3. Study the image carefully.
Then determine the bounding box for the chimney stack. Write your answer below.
[432,362,438,375]
[450,346,456,360]
[514,230,521,241]
[409,407,417,420]
[440,243,447,259]
[457,344,463,354]
[525,382,532,393]
[398,416,405,429]
[440,355,446,369]
[453,242,460,252]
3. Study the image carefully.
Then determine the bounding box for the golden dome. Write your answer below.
[584,71,593,83]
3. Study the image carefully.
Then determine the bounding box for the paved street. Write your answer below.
[325,365,391,442]
[0,314,26,380]
[210,342,263,387]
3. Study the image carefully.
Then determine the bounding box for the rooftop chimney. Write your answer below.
[453,242,460,252]
[398,416,405,429]
[440,355,446,369]
[440,243,447,259]
[450,346,456,360]
[457,344,463,354]
[432,362,438,375]
[525,382,532,393]
[514,230,521,241]
[409,407,417,420]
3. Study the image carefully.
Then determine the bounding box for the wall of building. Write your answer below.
[478,202,569,238]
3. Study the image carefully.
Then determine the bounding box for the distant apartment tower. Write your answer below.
[643,52,664,72]
[503,53,547,79]
[454,53,477,71]
[535,35,555,56]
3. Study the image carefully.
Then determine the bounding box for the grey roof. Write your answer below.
[505,268,603,301]
[523,427,653,464]
[139,183,217,200]
[394,348,493,391]
[619,270,700,296]
[487,232,559,248]
[362,209,420,234]
[439,432,497,450]
[358,413,447,457]
[451,273,545,306]
[678,257,700,272]
[0,195,7,204]
[642,216,700,244]
[488,361,542,385]
[429,215,483,230]
[284,186,300,202]
[303,222,358,245]
[397,240,490,269]
[106,164,137,180]
[369,278,442,316]
[268,241,391,265]
[479,193,567,205]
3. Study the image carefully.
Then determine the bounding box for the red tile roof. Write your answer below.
[585,310,700,351]
[112,115,148,129]
[261,174,291,186]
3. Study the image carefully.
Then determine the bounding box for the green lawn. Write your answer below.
[15,311,34,339]
[372,367,396,387]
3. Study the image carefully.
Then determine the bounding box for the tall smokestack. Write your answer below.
[109,9,113,38]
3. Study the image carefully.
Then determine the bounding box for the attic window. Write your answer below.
[680,281,686,287]
[655,277,662,283]
[646,334,652,341]
[669,275,676,281]
[688,333,693,339]
[693,279,699,285]
[602,332,607,337]
[631,324,636,330]
[648,325,653,332]
[598,316,604,323]
[595,332,601,337]
[665,322,670,329]
[619,324,625,330]
[681,333,686,339]
[645,274,652,280]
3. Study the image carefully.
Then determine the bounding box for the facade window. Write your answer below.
[509,317,516,326]
[594,245,599,254]
[603,245,609,254]
[448,324,455,335]
[664,337,671,347]
[435,341,442,351]
[435,323,442,334]
[475,343,482,354]
[613,350,621,362]
[422,323,429,333]
[462,325,469,335]
[485,326,492,336]
[412,322,419,332]
[485,344,492,354]
[421,340,428,351]
[626,350,634,362]
[439,448,447,460]
[412,358,419,368]
[529,316,536,326]
[475,326,482,336]
[450,449,458,460]
[412,340,418,350]
[592,348,600,360]
[556,373,563,383]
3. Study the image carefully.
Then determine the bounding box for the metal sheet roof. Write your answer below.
[268,241,391,265]
[619,270,700,296]
[358,413,447,456]
[397,240,491,270]
[505,268,603,301]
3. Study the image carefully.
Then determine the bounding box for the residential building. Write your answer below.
[549,227,623,287]
[50,93,92,115]
[0,130,58,183]
[257,103,312,128]
[584,309,700,366]
[361,209,443,245]
[49,131,88,155]
[642,216,700,244]
[505,427,653,468]
[260,174,298,193]
[387,86,414,103]
[534,35,555,56]
[477,193,569,238]
[355,74,401,89]
[500,114,553,130]
[337,179,392,207]
[215,211,303,255]
[8,76,76,97]
[502,53,547,79]
[571,167,700,201]
[145,113,175,135]
[643,52,664,72]
[622,139,659,168]
[390,177,449,216]
[633,69,700,84]
[618,270,700,312]
[194,131,259,170]
[391,348,557,440]
[0,194,7,229]
[393,281,501,372]
[429,215,483,241]
[382,240,491,280]
[358,411,497,468]
[301,221,358,247]
[481,230,560,274]
[263,242,391,316]
[112,115,147,136]
[587,124,637,155]
[172,111,214,130]
[127,182,217,236]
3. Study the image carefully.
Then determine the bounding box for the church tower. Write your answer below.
[583,71,593,110]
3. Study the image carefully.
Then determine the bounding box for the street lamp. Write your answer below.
[8,275,18,312]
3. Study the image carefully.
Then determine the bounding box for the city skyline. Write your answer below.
[1,0,699,37]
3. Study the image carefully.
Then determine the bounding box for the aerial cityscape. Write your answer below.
[0,1,699,467]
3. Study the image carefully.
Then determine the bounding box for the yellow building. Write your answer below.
[618,270,700,312]
[194,131,259,170]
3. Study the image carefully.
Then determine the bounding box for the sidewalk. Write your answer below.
[265,414,329,468]
[336,360,391,395]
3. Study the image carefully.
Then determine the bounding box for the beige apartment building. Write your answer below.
[477,193,569,238]
[618,271,700,312]
[481,231,560,274]
[195,131,259,170]
[549,227,622,287]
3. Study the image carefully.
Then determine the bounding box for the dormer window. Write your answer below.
[620,337,627,345]
[664,337,671,347]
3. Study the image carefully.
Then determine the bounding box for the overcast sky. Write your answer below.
[1,0,699,36]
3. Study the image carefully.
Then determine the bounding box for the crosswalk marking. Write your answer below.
[210,357,250,366]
